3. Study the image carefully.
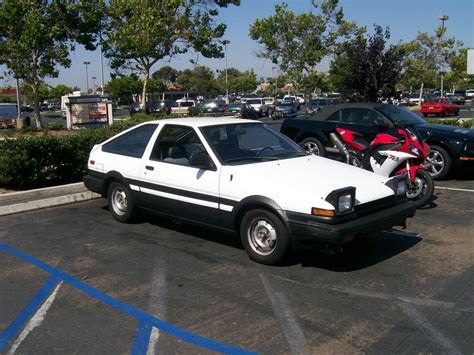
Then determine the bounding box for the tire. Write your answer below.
[423,145,452,180]
[406,169,434,207]
[443,109,448,117]
[107,181,137,223]
[422,113,428,117]
[300,137,326,157]
[455,109,459,116]
[240,209,290,265]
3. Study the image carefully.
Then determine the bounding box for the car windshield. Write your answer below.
[278,101,293,107]
[376,105,426,127]
[228,104,243,109]
[425,97,442,103]
[245,99,261,105]
[312,99,327,105]
[200,123,305,165]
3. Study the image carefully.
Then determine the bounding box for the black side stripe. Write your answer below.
[87,169,239,207]
[127,178,239,207]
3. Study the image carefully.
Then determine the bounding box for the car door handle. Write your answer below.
[145,165,154,171]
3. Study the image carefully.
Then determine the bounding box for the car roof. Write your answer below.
[309,102,388,121]
[143,116,260,127]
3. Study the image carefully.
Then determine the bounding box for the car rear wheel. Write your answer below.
[240,209,290,265]
[301,137,326,157]
[107,181,137,222]
[423,145,452,180]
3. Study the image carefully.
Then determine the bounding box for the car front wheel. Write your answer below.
[240,209,290,265]
[423,145,452,179]
[107,181,137,222]
[301,137,326,157]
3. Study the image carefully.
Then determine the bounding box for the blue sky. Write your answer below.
[2,0,473,90]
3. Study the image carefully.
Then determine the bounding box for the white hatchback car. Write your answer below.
[84,117,415,264]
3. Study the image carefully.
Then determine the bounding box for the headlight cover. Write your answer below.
[325,187,356,214]
[464,142,474,153]
[385,176,407,197]
[409,144,420,156]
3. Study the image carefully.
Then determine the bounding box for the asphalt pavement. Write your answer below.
[1,172,473,353]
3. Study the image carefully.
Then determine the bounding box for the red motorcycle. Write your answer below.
[330,126,434,207]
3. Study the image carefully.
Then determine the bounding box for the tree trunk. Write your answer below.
[32,84,42,129]
[418,82,424,106]
[141,71,149,113]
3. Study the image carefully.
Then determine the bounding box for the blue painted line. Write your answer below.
[0,276,59,353]
[0,243,255,354]
[131,322,152,355]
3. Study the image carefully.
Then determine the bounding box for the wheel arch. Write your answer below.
[232,196,290,235]
[103,171,130,197]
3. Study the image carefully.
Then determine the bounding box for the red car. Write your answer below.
[420,97,459,117]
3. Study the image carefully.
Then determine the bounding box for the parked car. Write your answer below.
[84,117,416,265]
[274,100,297,116]
[146,100,175,115]
[450,90,467,105]
[283,95,301,110]
[420,97,459,117]
[0,103,31,128]
[408,94,424,105]
[243,98,269,117]
[466,89,474,98]
[199,100,226,115]
[306,98,333,113]
[171,99,196,115]
[223,103,258,119]
[280,102,474,179]
[129,102,142,115]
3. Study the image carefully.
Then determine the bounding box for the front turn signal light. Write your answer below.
[311,208,335,217]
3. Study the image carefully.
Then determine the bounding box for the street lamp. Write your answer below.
[438,15,449,30]
[272,66,278,96]
[83,61,91,93]
[222,39,230,103]
[92,76,97,92]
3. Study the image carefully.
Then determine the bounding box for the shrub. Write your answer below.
[0,118,153,189]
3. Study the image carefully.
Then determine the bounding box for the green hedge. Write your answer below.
[0,114,156,189]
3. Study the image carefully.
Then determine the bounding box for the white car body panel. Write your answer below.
[220,155,393,214]
[87,117,395,216]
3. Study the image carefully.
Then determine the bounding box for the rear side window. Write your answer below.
[102,124,158,158]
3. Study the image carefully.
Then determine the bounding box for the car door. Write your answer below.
[329,108,389,142]
[138,124,224,227]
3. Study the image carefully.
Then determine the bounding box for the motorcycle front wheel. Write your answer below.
[406,169,434,207]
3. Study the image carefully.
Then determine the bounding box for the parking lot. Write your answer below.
[1,168,473,354]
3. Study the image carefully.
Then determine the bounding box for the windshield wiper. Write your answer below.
[273,152,307,158]
[224,156,279,163]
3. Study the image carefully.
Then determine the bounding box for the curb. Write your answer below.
[0,182,100,216]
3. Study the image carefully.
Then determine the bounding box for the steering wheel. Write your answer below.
[256,146,275,157]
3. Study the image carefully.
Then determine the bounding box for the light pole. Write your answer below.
[83,61,91,93]
[438,15,449,30]
[222,39,230,103]
[100,44,105,95]
[92,76,97,92]
[272,66,278,97]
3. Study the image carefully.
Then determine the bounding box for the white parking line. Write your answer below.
[435,186,474,193]
[260,274,311,355]
[8,281,63,355]
[268,274,474,314]
[397,301,462,355]
[146,253,167,355]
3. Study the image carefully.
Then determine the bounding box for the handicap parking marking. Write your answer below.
[0,242,254,355]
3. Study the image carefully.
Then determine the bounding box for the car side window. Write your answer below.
[340,108,385,126]
[102,124,158,158]
[149,125,207,167]
[327,111,341,122]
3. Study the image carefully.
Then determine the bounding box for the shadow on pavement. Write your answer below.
[285,229,422,272]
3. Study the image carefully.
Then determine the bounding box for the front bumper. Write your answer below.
[286,200,416,248]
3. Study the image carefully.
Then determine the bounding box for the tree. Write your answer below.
[49,84,73,102]
[329,25,405,101]
[216,68,258,94]
[249,0,358,107]
[0,1,104,128]
[103,0,239,108]
[152,66,178,83]
[444,48,474,90]
[105,75,142,104]
[400,26,460,97]
[176,66,220,98]
[20,82,50,104]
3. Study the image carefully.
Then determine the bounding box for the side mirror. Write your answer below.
[189,152,215,170]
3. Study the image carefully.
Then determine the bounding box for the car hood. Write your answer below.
[220,155,395,214]
[416,123,474,140]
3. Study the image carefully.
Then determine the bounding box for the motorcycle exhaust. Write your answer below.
[330,132,351,164]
